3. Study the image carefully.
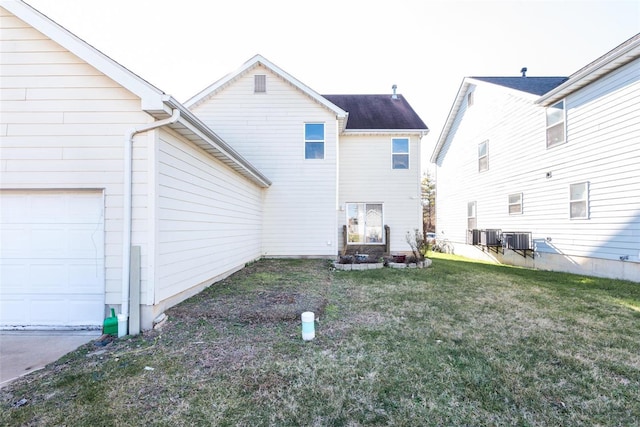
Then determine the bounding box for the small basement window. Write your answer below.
[254,75,266,93]
[569,182,589,219]
[508,193,523,215]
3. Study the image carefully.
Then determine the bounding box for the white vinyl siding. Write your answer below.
[0,8,150,314]
[339,133,422,253]
[189,64,338,256]
[434,58,640,279]
[155,130,263,303]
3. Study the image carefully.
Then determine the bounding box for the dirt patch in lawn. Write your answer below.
[171,288,327,323]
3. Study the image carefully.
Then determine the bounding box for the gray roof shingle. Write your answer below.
[471,76,569,96]
[322,94,428,131]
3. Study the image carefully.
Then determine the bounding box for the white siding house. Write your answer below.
[0,0,270,330]
[187,59,429,257]
[431,33,640,282]
[186,60,344,257]
[0,0,428,331]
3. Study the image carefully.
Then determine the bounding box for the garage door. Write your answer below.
[0,190,105,329]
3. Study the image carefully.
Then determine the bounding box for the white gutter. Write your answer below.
[121,109,180,321]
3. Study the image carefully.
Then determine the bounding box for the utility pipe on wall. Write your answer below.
[122,109,180,322]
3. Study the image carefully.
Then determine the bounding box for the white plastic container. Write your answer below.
[301,311,315,341]
[117,314,128,338]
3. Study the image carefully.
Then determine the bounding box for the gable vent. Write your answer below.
[254,75,266,93]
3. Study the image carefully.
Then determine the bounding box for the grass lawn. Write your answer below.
[2,256,639,426]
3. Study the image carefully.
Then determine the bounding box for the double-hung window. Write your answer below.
[478,140,489,172]
[392,138,409,169]
[570,182,589,219]
[305,123,324,159]
[346,203,383,244]
[546,100,565,148]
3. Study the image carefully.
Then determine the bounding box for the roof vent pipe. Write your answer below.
[520,67,528,77]
[392,84,398,99]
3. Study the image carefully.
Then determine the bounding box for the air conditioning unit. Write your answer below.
[480,229,501,247]
[503,232,532,250]
[467,229,481,245]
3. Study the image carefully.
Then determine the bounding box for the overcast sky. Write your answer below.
[25,0,640,169]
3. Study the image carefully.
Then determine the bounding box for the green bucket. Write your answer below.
[103,308,118,336]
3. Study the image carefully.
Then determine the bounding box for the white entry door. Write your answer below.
[0,190,105,329]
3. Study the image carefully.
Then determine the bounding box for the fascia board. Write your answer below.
[430,79,469,164]
[2,0,166,110]
[343,129,429,136]
[163,97,271,188]
[536,40,640,106]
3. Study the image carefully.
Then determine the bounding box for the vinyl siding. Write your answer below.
[190,64,338,256]
[0,8,151,308]
[155,129,263,302]
[435,62,640,280]
[339,134,422,253]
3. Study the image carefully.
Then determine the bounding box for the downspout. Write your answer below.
[122,109,180,324]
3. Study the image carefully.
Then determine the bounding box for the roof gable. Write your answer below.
[185,54,347,119]
[322,94,428,132]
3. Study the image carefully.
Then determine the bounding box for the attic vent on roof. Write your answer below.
[392,84,398,99]
[254,75,266,93]
[520,67,528,77]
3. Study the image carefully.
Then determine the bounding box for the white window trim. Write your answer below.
[304,122,325,160]
[391,137,410,170]
[569,182,589,220]
[346,202,385,245]
[508,192,523,215]
[546,100,566,149]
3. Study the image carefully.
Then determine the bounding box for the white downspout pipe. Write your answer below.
[122,109,180,321]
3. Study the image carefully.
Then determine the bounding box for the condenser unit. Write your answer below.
[480,229,501,247]
[467,229,481,245]
[502,231,533,258]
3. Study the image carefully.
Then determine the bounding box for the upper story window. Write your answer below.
[570,182,589,219]
[546,100,565,148]
[346,203,384,244]
[508,193,523,215]
[254,75,266,93]
[304,123,324,159]
[392,138,409,169]
[478,140,489,172]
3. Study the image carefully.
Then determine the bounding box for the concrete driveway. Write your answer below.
[0,330,101,388]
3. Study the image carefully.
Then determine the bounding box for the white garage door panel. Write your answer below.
[0,191,105,328]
